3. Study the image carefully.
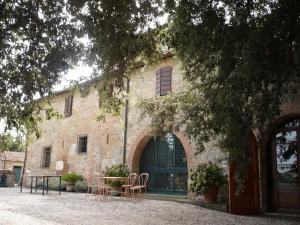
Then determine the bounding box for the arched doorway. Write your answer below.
[139,133,188,195]
[268,117,300,212]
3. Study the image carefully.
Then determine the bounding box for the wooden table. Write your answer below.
[98,176,128,182]
[29,175,62,195]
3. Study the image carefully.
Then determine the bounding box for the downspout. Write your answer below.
[123,77,130,164]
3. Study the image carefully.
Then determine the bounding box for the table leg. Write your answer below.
[42,178,45,196]
[46,177,49,193]
[59,176,61,195]
[30,177,33,193]
[35,177,38,192]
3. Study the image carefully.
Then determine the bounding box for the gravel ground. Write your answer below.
[0,188,298,225]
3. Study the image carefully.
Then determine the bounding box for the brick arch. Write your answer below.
[128,128,195,173]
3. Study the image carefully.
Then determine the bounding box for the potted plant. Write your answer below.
[104,164,130,193]
[62,173,83,192]
[190,162,226,203]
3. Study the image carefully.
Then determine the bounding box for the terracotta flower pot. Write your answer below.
[110,186,121,196]
[203,186,219,203]
[65,182,75,192]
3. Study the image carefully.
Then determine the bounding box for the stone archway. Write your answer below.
[128,128,195,175]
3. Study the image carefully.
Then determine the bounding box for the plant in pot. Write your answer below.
[62,173,83,192]
[190,162,226,203]
[104,164,129,194]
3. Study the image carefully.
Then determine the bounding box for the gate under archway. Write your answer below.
[140,133,188,194]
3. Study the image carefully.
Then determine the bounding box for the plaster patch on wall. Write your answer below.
[112,148,122,163]
[95,146,101,169]
[69,144,77,156]
[101,159,110,170]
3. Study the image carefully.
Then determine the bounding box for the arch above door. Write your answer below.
[128,128,194,176]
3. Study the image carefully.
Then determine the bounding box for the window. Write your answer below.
[78,135,88,153]
[275,117,300,187]
[156,67,172,96]
[42,147,51,168]
[64,95,73,117]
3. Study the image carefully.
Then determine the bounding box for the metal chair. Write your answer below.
[130,173,149,197]
[85,173,98,199]
[97,177,112,199]
[121,173,137,197]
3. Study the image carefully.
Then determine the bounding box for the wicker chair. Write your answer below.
[130,173,149,197]
[121,173,137,197]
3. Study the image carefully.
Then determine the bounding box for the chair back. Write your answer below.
[139,173,149,187]
[127,173,137,185]
[86,173,96,187]
[97,177,106,186]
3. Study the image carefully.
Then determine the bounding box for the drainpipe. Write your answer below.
[123,77,130,164]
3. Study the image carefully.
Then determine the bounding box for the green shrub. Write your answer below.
[104,164,130,187]
[74,180,88,192]
[62,173,83,183]
[190,163,226,195]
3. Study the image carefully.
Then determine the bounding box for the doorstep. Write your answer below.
[263,212,300,222]
[142,193,227,212]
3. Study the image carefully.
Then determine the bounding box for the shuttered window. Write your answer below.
[156,67,172,96]
[78,135,88,153]
[108,84,114,97]
[42,147,51,168]
[64,95,73,117]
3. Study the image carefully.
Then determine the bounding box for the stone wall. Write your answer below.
[24,56,225,186]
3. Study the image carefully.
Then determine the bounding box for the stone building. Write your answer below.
[24,55,300,214]
[0,151,25,185]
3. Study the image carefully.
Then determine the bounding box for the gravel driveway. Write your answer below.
[0,188,298,225]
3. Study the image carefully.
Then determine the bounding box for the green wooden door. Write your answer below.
[140,133,188,194]
[13,166,22,184]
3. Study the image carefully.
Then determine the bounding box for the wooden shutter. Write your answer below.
[156,67,172,96]
[64,95,73,117]
[109,84,114,97]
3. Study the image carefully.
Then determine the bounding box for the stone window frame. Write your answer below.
[41,145,52,168]
[77,134,88,154]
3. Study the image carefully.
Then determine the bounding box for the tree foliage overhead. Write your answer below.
[0,0,80,133]
[68,0,161,80]
[67,0,163,121]
[0,133,25,153]
[137,0,300,189]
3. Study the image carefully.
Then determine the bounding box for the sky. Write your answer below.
[53,63,93,92]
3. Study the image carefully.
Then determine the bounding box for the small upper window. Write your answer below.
[78,135,88,153]
[42,146,51,168]
[156,67,172,96]
[64,95,73,117]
